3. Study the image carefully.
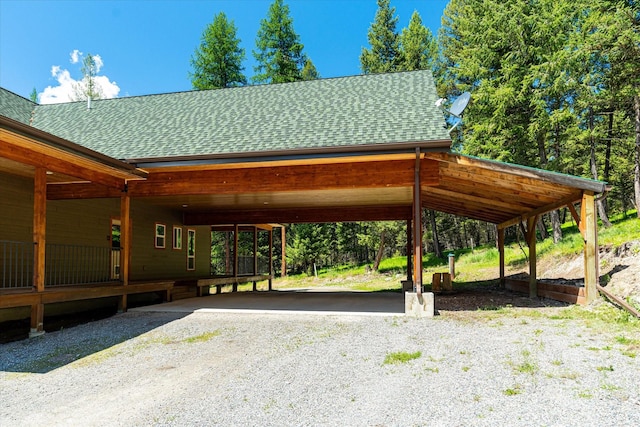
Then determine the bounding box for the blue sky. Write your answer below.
[0,0,449,103]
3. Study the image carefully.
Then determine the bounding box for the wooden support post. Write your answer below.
[526,216,538,298]
[582,192,598,303]
[406,219,412,283]
[281,226,286,277]
[234,224,239,278]
[31,167,47,337]
[498,228,505,288]
[119,192,131,312]
[225,231,231,275]
[268,228,273,291]
[413,149,423,294]
[253,226,258,291]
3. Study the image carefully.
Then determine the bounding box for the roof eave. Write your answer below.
[126,139,453,168]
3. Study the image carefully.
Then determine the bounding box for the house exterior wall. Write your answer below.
[0,172,210,286]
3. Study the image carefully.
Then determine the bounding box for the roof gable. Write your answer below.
[30,71,450,160]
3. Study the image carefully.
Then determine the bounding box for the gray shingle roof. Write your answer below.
[0,88,35,125]
[24,71,449,160]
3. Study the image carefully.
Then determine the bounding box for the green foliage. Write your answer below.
[383,350,422,365]
[253,0,307,84]
[399,10,437,72]
[436,0,640,218]
[360,0,402,73]
[29,87,38,103]
[190,12,247,89]
[301,59,319,81]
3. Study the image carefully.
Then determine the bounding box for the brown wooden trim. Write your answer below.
[33,168,46,294]
[120,194,131,287]
[498,228,505,288]
[47,182,123,200]
[0,129,130,189]
[526,216,538,298]
[128,160,436,198]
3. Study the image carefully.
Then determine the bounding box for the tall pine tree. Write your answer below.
[190,12,247,89]
[400,10,437,72]
[360,0,402,74]
[253,0,307,84]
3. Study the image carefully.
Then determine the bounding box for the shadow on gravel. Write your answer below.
[0,312,188,374]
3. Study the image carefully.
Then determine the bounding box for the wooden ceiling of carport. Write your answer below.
[45,150,603,228]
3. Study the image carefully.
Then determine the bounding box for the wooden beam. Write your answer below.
[47,182,123,200]
[234,224,239,278]
[185,205,413,225]
[268,229,273,290]
[119,192,131,311]
[526,215,539,298]
[413,149,423,293]
[582,192,598,303]
[498,228,505,288]
[281,226,287,277]
[427,152,607,193]
[33,168,47,293]
[497,193,583,229]
[128,160,438,197]
[406,219,412,283]
[1,129,129,189]
[567,202,584,238]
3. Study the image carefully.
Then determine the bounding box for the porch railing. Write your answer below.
[45,244,117,286]
[1,240,119,289]
[1,240,34,289]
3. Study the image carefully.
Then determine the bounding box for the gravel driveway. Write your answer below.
[1,301,639,426]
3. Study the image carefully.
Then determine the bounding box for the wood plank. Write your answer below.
[527,216,538,298]
[1,129,129,189]
[128,160,436,197]
[185,205,413,225]
[413,149,423,290]
[47,182,123,200]
[424,186,525,215]
[427,152,606,193]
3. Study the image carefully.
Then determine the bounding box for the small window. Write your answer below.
[187,229,196,270]
[155,223,166,248]
[173,226,182,250]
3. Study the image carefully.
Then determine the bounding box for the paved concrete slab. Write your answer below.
[131,290,404,317]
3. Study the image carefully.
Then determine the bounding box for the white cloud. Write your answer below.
[39,51,120,105]
[70,49,82,64]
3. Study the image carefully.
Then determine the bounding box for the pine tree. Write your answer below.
[190,12,247,89]
[253,0,307,84]
[301,59,320,81]
[400,10,437,71]
[360,0,402,74]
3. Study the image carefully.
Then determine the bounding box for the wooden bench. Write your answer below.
[196,274,273,296]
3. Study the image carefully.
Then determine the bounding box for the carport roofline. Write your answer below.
[124,140,453,168]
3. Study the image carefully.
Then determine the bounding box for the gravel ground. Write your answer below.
[1,304,639,426]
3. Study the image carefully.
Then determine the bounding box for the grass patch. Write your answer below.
[383,351,422,365]
[182,330,221,343]
[503,385,523,396]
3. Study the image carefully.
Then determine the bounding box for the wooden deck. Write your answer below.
[0,274,275,311]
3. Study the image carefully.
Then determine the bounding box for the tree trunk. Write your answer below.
[429,210,442,258]
[589,108,613,227]
[536,216,549,240]
[550,210,562,244]
[372,231,386,271]
[635,96,640,218]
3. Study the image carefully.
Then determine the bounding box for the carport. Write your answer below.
[3,70,608,329]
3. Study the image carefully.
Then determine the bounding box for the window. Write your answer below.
[155,223,166,248]
[173,226,182,250]
[187,229,196,270]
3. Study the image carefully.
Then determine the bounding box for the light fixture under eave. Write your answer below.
[436,91,471,135]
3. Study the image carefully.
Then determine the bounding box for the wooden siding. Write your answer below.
[0,172,34,242]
